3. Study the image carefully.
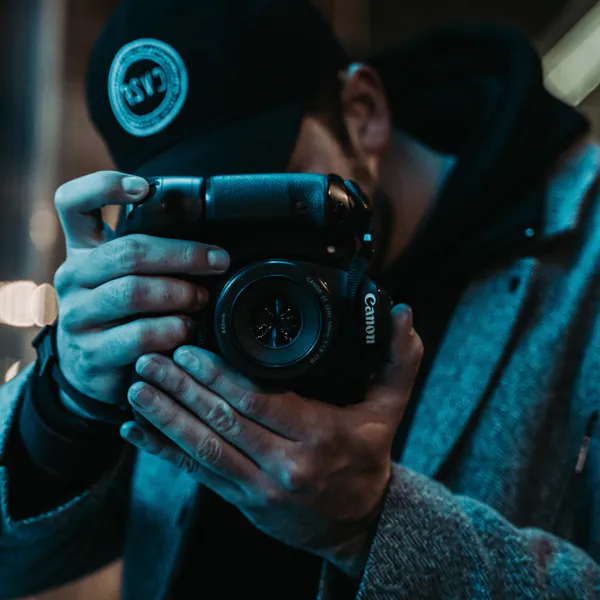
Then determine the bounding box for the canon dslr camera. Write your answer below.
[123,174,393,405]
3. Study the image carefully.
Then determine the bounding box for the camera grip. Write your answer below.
[206,174,329,228]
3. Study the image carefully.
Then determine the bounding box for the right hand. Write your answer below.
[53,171,230,412]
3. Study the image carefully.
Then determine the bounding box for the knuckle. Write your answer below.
[180,281,198,306]
[281,459,313,492]
[201,362,223,387]
[161,318,189,348]
[115,237,146,272]
[132,320,155,351]
[120,276,145,309]
[175,452,200,475]
[165,317,190,345]
[96,171,125,198]
[180,242,197,268]
[236,390,267,418]
[194,436,221,465]
[53,262,73,295]
[163,280,195,309]
[176,241,207,272]
[102,328,132,365]
[171,370,191,397]
[173,317,190,340]
[58,299,81,331]
[206,401,238,436]
[134,318,188,353]
[156,404,177,426]
[261,486,285,507]
[78,344,99,374]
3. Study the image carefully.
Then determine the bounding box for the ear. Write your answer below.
[339,63,392,181]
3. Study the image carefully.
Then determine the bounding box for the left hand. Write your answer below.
[120,304,422,579]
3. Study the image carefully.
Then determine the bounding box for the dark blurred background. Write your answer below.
[1,0,598,597]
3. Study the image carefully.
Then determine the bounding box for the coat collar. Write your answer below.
[400,141,600,479]
[542,139,600,238]
[400,257,539,477]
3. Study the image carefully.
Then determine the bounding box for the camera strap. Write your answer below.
[346,254,369,301]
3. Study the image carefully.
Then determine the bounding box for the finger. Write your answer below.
[54,235,230,292]
[120,421,244,504]
[62,276,207,331]
[54,171,149,250]
[87,315,194,368]
[172,346,322,440]
[127,382,261,486]
[135,354,287,470]
[364,304,423,417]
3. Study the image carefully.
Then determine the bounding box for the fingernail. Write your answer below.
[128,383,156,409]
[395,303,414,330]
[174,349,200,371]
[136,357,154,377]
[207,249,230,271]
[121,176,148,197]
[396,303,412,316]
[121,423,146,444]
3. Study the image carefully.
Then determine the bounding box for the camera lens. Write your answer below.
[249,295,302,349]
[229,275,322,368]
[214,261,337,379]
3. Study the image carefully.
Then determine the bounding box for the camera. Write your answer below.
[123,174,393,405]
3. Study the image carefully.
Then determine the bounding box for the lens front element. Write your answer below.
[249,294,303,349]
[231,275,321,368]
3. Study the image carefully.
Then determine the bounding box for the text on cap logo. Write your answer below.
[108,38,188,138]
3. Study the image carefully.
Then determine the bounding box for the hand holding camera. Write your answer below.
[49,170,422,576]
[118,178,420,572]
[51,171,231,417]
[51,170,393,423]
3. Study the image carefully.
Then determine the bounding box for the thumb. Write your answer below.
[364,304,423,419]
[54,171,149,252]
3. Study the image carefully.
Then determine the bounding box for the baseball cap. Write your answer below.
[86,0,350,177]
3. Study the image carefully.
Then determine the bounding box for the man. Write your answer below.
[0,0,599,598]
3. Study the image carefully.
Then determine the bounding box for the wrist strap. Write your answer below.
[33,325,133,426]
[19,372,122,480]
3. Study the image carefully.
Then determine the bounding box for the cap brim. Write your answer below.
[132,101,305,178]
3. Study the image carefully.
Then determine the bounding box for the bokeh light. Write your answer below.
[0,281,58,327]
[32,282,59,326]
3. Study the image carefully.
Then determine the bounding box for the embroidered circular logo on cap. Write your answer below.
[108,38,188,138]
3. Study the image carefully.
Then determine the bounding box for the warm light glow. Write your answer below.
[0,281,58,328]
[5,361,21,383]
[544,2,600,106]
[32,283,59,326]
[0,281,38,327]
[103,205,122,230]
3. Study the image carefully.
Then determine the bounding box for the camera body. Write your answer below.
[123,174,393,405]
